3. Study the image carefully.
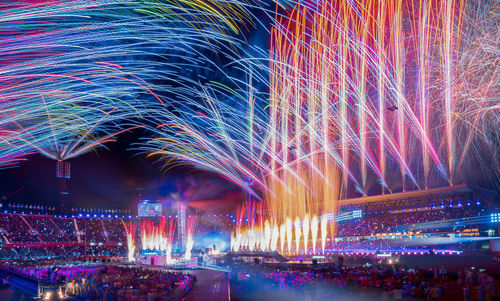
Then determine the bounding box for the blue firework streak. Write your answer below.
[0,0,256,164]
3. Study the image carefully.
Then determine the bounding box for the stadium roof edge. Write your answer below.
[340,184,472,206]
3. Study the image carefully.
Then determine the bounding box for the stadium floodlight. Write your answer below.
[491,213,500,223]
[328,210,364,222]
[353,210,363,219]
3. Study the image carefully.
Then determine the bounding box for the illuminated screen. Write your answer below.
[195,231,230,252]
[138,202,162,217]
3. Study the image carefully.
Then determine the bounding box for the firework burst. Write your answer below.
[143,0,499,253]
[0,0,255,164]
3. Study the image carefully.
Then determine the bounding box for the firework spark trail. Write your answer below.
[451,1,499,184]
[184,214,198,260]
[267,0,498,191]
[0,0,256,165]
[310,215,318,254]
[0,0,496,254]
[140,216,177,254]
[142,0,498,253]
[124,220,137,262]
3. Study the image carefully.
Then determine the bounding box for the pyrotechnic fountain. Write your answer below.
[124,221,137,262]
[230,201,363,254]
[183,215,198,261]
[143,0,499,255]
[140,217,176,263]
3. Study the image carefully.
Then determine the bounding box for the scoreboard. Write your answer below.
[138,201,162,217]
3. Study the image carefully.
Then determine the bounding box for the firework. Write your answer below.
[142,0,499,254]
[140,216,177,257]
[184,214,198,260]
[0,0,255,165]
[124,220,137,262]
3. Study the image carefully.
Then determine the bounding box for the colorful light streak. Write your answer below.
[4,0,493,255]
[0,0,255,165]
[144,0,498,255]
[231,206,367,254]
[184,214,198,260]
[140,216,177,262]
[124,220,137,262]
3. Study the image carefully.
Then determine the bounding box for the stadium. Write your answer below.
[0,0,498,300]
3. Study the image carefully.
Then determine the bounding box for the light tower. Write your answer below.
[177,202,187,252]
[56,160,71,214]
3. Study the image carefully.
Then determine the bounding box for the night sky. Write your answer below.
[0,4,497,212]
[0,8,271,213]
[0,129,242,212]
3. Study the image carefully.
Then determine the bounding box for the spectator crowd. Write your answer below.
[233,263,499,300]
[1,259,194,300]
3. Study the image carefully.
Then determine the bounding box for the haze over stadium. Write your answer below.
[0,0,498,300]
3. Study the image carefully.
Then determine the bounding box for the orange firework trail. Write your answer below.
[124,221,137,262]
[184,214,198,260]
[140,217,176,254]
[144,0,499,254]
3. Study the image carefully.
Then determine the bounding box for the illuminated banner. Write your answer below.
[138,201,162,217]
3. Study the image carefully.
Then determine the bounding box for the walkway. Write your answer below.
[0,270,36,300]
[183,270,229,301]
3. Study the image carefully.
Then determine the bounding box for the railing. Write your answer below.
[37,280,64,299]
[198,262,231,272]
